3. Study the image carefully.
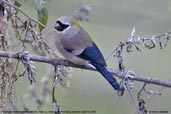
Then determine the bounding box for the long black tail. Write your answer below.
[92,63,120,91]
[77,42,120,91]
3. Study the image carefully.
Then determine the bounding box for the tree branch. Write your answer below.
[2,0,46,28]
[0,50,171,88]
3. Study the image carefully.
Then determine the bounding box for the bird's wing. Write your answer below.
[78,42,107,66]
[55,40,88,66]
[71,49,85,56]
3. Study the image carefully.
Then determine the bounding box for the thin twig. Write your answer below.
[0,50,171,88]
[105,32,171,61]
[2,0,46,28]
[127,89,141,114]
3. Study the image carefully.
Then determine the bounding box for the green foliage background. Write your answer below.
[15,0,171,114]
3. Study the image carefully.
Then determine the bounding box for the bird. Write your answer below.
[54,16,121,91]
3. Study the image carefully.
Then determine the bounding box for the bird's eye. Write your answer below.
[55,21,69,31]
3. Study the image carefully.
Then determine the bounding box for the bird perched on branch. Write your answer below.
[54,16,121,91]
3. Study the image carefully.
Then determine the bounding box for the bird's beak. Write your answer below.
[54,23,59,29]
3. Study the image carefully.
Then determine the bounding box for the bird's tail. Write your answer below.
[92,63,120,91]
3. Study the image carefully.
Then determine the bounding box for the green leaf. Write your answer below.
[14,1,21,15]
[37,7,48,32]
[14,1,21,7]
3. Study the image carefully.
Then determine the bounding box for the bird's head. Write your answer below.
[54,16,80,33]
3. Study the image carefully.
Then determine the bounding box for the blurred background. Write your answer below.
[15,0,171,114]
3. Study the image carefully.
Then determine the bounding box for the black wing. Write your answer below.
[78,42,107,66]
